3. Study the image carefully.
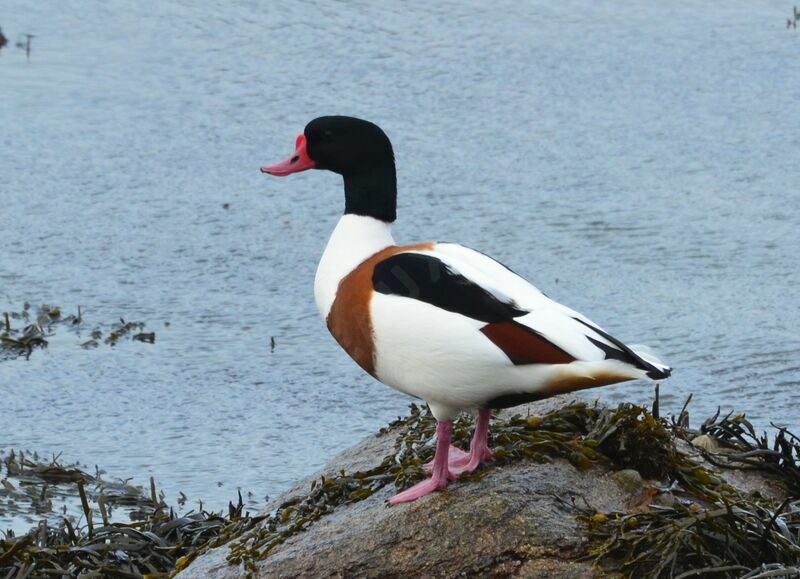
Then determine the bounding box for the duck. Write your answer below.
[261,116,671,505]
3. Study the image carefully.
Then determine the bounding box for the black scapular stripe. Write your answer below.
[372,253,527,323]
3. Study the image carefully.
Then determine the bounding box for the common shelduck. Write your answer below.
[262,116,671,505]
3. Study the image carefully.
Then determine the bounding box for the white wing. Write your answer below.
[424,243,671,377]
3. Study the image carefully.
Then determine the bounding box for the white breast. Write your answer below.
[314,214,395,319]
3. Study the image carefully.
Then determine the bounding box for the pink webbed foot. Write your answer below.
[389,475,449,505]
[390,411,496,505]
[423,445,469,474]
[448,409,494,476]
[390,420,456,505]
[449,443,493,476]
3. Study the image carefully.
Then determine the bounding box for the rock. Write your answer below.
[181,459,619,578]
[608,469,644,494]
[690,434,719,451]
[676,437,785,501]
[178,397,622,578]
[177,395,793,578]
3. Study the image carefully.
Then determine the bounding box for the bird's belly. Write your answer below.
[369,293,530,408]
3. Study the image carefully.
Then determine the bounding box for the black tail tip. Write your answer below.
[647,367,672,380]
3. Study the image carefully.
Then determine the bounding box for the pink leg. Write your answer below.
[423,445,469,472]
[390,421,455,505]
[449,409,493,476]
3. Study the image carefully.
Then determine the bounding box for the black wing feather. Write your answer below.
[575,318,671,379]
[372,253,527,323]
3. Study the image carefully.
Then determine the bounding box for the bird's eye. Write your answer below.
[323,130,334,138]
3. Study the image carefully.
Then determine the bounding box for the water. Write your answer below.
[1,0,798,530]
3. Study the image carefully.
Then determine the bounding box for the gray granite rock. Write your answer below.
[178,397,622,578]
[175,394,791,578]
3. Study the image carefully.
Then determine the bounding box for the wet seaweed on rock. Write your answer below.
[579,496,800,578]
[587,403,677,480]
[694,409,800,496]
[576,394,800,578]
[221,400,721,571]
[4,396,800,577]
[222,397,800,575]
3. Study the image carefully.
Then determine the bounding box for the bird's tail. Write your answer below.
[629,344,672,380]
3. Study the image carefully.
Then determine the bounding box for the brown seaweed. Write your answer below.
[3,393,800,577]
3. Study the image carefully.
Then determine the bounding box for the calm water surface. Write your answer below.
[1,1,799,529]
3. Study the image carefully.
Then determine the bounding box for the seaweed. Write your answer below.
[3,394,800,577]
[0,304,156,359]
[0,450,258,578]
[694,409,800,495]
[0,303,46,359]
[579,497,800,578]
[576,394,800,578]
[221,400,719,571]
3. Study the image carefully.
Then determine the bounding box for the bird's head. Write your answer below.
[261,116,394,178]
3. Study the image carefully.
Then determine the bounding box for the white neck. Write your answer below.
[314,214,395,318]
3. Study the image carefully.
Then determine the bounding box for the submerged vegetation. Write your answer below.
[0,303,155,360]
[0,450,253,577]
[2,392,800,577]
